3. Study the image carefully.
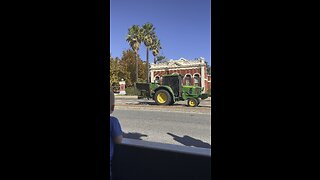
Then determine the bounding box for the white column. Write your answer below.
[119,79,126,95]
[150,70,154,83]
[201,65,205,92]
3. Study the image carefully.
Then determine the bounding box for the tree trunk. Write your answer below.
[135,53,138,83]
[146,48,149,83]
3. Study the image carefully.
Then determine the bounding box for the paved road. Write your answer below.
[114,95,212,114]
[112,109,211,148]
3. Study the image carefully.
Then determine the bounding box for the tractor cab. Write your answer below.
[161,74,182,98]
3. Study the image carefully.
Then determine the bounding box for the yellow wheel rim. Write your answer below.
[189,99,196,107]
[157,92,167,104]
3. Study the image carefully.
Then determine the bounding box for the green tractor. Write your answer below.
[135,74,208,107]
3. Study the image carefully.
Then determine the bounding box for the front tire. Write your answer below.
[154,90,172,105]
[187,98,199,107]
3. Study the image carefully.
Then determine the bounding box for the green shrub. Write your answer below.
[125,86,138,95]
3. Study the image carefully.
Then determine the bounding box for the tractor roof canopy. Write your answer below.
[163,74,183,78]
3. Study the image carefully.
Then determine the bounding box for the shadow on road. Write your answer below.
[167,132,211,149]
[123,132,148,140]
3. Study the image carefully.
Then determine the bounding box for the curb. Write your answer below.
[115,95,138,99]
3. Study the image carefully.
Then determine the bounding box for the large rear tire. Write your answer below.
[196,98,200,106]
[154,90,172,105]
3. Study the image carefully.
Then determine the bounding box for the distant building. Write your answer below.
[150,57,211,92]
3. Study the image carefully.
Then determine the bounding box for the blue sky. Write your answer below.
[110,0,211,65]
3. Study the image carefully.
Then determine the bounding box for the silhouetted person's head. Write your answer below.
[110,89,115,114]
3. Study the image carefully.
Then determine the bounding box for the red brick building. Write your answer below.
[150,57,211,92]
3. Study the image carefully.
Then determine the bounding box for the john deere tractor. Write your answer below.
[135,74,208,107]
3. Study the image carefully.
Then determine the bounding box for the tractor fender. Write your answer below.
[153,86,175,103]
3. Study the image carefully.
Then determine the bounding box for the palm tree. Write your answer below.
[155,55,167,64]
[151,37,162,64]
[141,23,156,83]
[126,25,142,83]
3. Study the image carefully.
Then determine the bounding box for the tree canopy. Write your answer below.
[110,49,147,87]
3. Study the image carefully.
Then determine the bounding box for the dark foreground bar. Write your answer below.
[112,138,211,180]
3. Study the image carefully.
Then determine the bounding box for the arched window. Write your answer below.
[194,74,200,87]
[185,74,192,86]
[155,76,160,84]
